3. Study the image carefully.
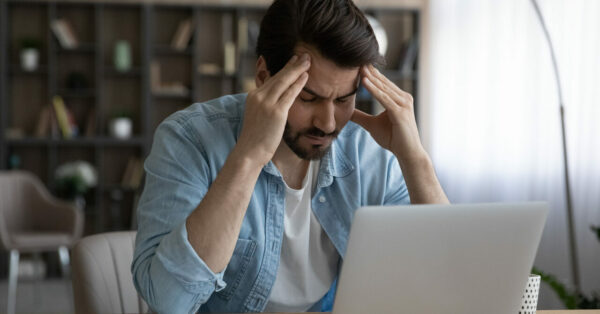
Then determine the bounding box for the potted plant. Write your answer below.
[532,226,600,309]
[20,38,42,72]
[54,160,97,210]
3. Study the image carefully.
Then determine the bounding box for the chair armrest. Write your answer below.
[35,197,84,242]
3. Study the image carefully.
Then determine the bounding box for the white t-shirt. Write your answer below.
[264,160,340,312]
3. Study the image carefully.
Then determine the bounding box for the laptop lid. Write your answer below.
[332,202,548,314]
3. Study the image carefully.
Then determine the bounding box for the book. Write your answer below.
[121,157,135,187]
[34,106,51,137]
[237,17,248,52]
[224,41,236,75]
[121,157,144,189]
[50,19,78,49]
[84,109,96,137]
[171,19,193,51]
[129,159,144,189]
[52,96,73,138]
[150,61,161,92]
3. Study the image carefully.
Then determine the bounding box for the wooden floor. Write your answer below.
[0,279,73,313]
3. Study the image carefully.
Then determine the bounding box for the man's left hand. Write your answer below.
[351,65,426,165]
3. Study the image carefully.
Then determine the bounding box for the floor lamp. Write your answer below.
[530,0,581,296]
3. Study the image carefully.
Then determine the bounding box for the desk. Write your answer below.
[243,311,600,314]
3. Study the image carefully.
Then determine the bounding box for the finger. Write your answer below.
[367,65,410,99]
[263,54,311,104]
[277,72,309,111]
[364,66,408,106]
[362,76,399,113]
[350,109,375,131]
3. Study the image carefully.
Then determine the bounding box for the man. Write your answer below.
[132,0,448,313]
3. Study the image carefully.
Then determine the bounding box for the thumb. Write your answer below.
[351,109,374,131]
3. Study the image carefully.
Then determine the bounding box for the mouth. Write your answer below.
[304,134,330,145]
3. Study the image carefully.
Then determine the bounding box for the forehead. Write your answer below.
[294,44,360,97]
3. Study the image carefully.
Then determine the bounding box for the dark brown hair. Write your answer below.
[256,0,384,75]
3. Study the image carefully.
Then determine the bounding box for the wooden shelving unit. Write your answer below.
[0,0,421,235]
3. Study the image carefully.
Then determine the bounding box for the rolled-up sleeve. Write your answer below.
[131,115,226,314]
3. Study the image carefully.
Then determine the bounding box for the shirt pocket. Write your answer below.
[215,238,257,301]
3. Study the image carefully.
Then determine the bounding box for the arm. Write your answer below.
[132,53,311,313]
[186,53,310,273]
[351,65,449,204]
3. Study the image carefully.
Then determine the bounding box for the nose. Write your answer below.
[313,101,336,135]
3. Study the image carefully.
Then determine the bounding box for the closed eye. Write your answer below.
[300,96,318,103]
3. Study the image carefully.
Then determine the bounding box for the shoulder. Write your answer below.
[165,93,246,129]
[155,94,246,143]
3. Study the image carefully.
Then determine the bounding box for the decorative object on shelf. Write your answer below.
[5,128,25,139]
[150,60,190,97]
[8,154,21,170]
[50,18,78,49]
[19,38,42,72]
[108,113,133,139]
[114,40,132,72]
[198,63,221,75]
[66,72,89,90]
[366,15,388,56]
[171,19,193,51]
[54,160,97,209]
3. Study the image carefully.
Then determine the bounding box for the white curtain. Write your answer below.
[425,0,600,309]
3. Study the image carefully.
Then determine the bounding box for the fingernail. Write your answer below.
[290,55,298,63]
[301,53,310,61]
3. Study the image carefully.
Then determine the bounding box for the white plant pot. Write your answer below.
[109,118,133,139]
[20,48,39,72]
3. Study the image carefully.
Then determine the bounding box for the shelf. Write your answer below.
[103,184,139,192]
[57,89,96,98]
[103,67,142,78]
[198,72,237,79]
[55,43,97,54]
[1,2,419,235]
[4,137,146,146]
[153,91,192,100]
[153,45,193,56]
[9,64,48,76]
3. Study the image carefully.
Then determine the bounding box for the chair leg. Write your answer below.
[32,253,43,306]
[57,246,74,313]
[7,249,20,314]
[58,246,70,278]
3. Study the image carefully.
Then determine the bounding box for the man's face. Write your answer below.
[283,44,360,160]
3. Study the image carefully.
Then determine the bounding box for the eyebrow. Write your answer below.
[302,86,359,100]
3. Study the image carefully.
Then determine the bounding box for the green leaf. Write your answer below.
[531,266,578,309]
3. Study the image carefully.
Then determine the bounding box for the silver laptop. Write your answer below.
[332,202,548,314]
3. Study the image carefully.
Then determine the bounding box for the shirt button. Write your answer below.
[319,196,326,203]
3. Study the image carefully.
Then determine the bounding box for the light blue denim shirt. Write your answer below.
[132,93,410,313]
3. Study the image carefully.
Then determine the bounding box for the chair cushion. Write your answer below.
[11,232,74,252]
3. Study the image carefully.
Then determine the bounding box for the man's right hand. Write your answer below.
[235,53,311,166]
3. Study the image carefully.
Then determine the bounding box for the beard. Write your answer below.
[282,122,339,160]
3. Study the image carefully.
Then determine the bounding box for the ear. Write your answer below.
[255,56,271,88]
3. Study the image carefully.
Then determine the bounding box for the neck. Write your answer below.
[272,140,310,189]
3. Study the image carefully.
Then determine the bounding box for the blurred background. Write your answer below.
[0,0,598,312]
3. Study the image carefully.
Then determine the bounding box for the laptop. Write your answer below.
[332,202,548,314]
